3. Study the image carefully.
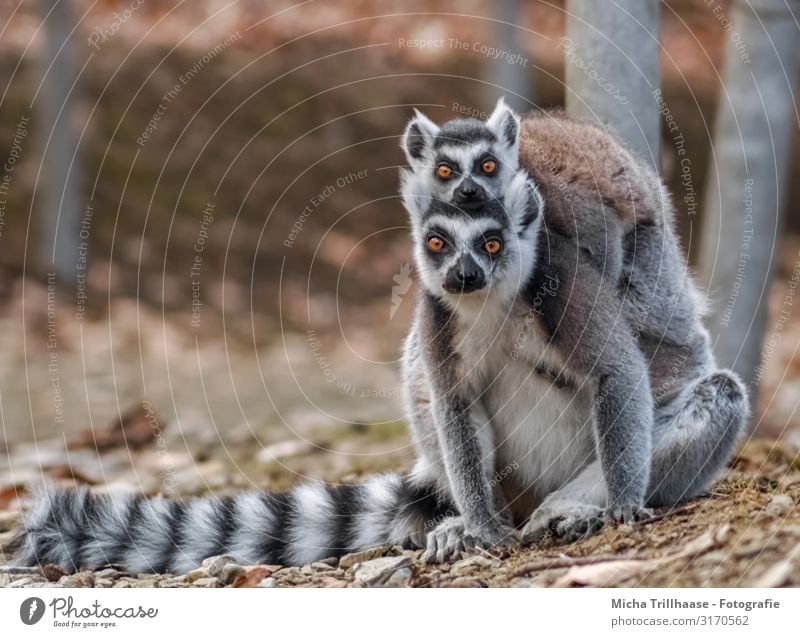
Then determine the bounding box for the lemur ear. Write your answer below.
[505,170,543,232]
[486,97,520,149]
[401,109,439,169]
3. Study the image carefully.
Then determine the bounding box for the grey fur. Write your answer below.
[399,99,749,550]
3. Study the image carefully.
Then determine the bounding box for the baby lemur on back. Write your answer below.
[11,100,748,573]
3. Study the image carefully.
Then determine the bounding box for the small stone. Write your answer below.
[58,571,96,588]
[258,577,278,588]
[353,555,412,587]
[316,556,339,567]
[340,546,400,570]
[191,577,221,588]
[7,577,34,587]
[202,554,239,578]
[765,494,794,517]
[444,576,484,588]
[185,567,209,583]
[158,577,187,588]
[219,563,246,585]
[131,579,157,588]
[310,561,335,571]
[94,578,113,588]
[274,566,302,579]
[383,567,412,588]
[94,568,123,580]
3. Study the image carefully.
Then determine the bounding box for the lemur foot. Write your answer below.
[603,505,653,525]
[522,503,605,544]
[422,516,516,564]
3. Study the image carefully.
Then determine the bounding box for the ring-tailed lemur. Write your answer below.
[10,100,748,574]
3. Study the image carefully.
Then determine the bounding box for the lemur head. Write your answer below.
[399,98,543,305]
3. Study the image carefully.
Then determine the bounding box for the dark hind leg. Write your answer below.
[647,370,749,507]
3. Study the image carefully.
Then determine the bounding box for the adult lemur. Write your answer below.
[11,100,748,573]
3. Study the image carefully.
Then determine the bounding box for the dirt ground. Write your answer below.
[1,435,799,589]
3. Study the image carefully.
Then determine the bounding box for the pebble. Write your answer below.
[191,577,221,588]
[159,577,188,587]
[8,577,36,587]
[58,571,96,587]
[340,545,401,570]
[95,568,123,580]
[310,561,335,571]
[186,567,209,583]
[219,563,246,585]
[352,555,412,587]
[202,554,239,578]
[382,567,413,588]
[319,576,347,588]
[443,576,484,588]
[258,577,278,588]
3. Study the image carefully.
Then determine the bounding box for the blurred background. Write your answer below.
[0,0,797,500]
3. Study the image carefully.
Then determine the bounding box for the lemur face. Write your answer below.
[400,99,541,303]
[401,98,521,210]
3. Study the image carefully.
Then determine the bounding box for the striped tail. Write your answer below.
[9,475,455,574]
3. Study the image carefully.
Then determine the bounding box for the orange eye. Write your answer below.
[437,164,453,179]
[482,160,497,174]
[427,236,445,252]
[484,239,502,255]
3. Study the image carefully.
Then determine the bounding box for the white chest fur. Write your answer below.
[454,302,597,501]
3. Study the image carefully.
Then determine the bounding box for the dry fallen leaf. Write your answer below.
[0,485,25,510]
[232,566,277,588]
[46,465,97,485]
[68,402,162,451]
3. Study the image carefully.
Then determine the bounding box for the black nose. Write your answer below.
[444,255,486,293]
[454,178,486,204]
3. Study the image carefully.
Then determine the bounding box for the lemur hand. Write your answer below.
[423,516,517,564]
[603,504,653,525]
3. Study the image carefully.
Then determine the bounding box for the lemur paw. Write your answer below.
[422,517,517,564]
[603,505,653,525]
[423,517,468,564]
[522,503,605,544]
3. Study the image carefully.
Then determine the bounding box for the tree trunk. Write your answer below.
[484,0,534,113]
[699,0,800,396]
[38,0,82,291]
[564,0,661,169]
